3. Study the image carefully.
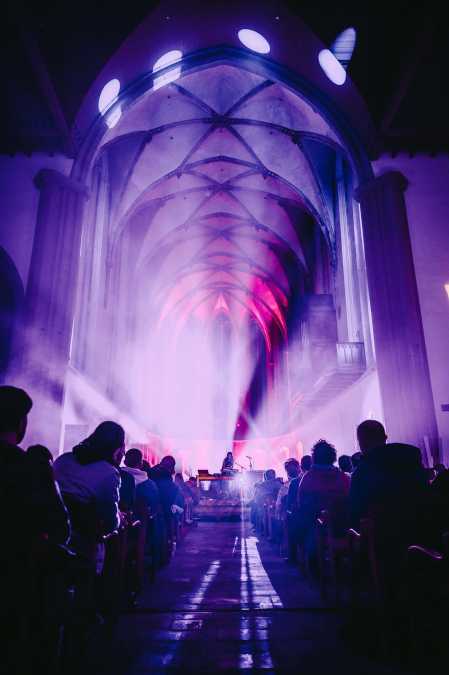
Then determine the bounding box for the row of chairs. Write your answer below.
[256,495,449,664]
[21,493,196,674]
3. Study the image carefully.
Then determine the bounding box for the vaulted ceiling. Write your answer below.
[102,65,336,348]
[3,0,448,156]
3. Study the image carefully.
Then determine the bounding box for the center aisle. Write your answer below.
[91,521,403,674]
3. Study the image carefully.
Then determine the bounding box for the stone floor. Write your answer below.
[89,521,414,674]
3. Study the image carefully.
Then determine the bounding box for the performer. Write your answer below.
[221,451,234,474]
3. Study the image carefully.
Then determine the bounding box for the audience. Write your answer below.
[300,454,312,473]
[349,419,441,597]
[27,443,54,464]
[148,455,183,518]
[0,386,70,550]
[338,454,352,475]
[296,440,350,557]
[433,462,446,477]
[275,459,301,562]
[54,421,125,536]
[122,448,149,486]
[351,451,362,471]
[119,467,136,511]
[0,386,70,673]
[349,420,429,527]
[2,382,447,672]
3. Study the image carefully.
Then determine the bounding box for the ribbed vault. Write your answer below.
[83,63,344,439]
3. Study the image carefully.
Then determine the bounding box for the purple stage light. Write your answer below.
[318,49,347,85]
[237,29,270,54]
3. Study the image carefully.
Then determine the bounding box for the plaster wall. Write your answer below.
[373,154,449,462]
[299,368,384,458]
[0,153,72,287]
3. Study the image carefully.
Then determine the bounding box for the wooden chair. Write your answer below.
[406,536,449,665]
[316,509,350,604]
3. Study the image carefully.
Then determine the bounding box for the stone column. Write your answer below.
[355,171,439,461]
[307,294,338,372]
[22,169,88,451]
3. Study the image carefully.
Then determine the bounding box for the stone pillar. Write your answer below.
[306,294,338,372]
[22,169,88,451]
[355,171,439,461]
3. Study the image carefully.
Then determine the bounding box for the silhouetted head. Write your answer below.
[357,420,387,454]
[300,455,312,472]
[284,458,300,479]
[27,444,53,464]
[264,469,276,481]
[312,440,337,466]
[351,451,362,469]
[160,455,176,474]
[434,463,446,476]
[174,472,184,485]
[0,385,33,444]
[125,447,143,469]
[338,454,352,473]
[226,451,233,458]
[73,421,125,466]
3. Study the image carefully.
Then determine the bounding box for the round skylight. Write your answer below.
[98,78,122,128]
[153,50,183,72]
[153,50,183,90]
[98,78,120,114]
[238,29,270,54]
[318,49,347,86]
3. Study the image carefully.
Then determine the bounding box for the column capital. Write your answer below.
[354,170,408,203]
[34,168,89,198]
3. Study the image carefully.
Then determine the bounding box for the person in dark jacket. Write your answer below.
[0,386,70,550]
[350,420,429,526]
[147,455,183,516]
[0,385,70,674]
[350,420,439,590]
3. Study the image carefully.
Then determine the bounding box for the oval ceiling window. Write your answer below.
[238,29,270,54]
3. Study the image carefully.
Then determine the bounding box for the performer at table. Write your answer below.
[221,451,234,474]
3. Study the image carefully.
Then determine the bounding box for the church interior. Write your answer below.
[1,1,448,673]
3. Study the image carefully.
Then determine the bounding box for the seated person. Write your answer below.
[260,469,282,501]
[300,455,312,473]
[147,455,183,518]
[119,467,135,512]
[0,386,70,550]
[338,454,352,475]
[27,443,53,465]
[0,386,70,671]
[297,440,350,554]
[186,477,201,505]
[121,448,149,486]
[350,420,428,527]
[349,420,438,577]
[54,421,125,537]
[276,459,300,520]
[351,451,362,472]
